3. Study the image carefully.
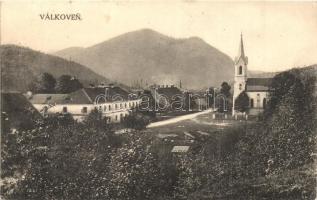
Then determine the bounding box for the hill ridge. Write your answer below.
[0,44,111,92]
[55,29,235,89]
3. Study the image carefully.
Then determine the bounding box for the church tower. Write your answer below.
[232,33,248,115]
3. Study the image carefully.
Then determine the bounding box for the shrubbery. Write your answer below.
[2,68,316,199]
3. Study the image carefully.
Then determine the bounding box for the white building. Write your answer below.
[26,86,141,123]
[232,34,272,116]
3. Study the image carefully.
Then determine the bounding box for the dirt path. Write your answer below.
[147,109,213,128]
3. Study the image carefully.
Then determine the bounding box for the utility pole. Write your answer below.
[213,88,217,111]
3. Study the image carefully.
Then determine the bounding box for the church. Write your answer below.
[232,34,273,116]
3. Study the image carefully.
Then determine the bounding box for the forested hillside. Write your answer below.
[0,45,110,92]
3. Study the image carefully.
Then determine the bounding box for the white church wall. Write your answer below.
[246,91,269,109]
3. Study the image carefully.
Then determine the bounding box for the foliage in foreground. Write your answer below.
[1,67,316,199]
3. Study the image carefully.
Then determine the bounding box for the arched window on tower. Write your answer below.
[239,66,243,75]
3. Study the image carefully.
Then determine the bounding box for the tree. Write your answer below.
[234,91,249,112]
[6,114,117,200]
[84,108,109,130]
[55,75,83,94]
[28,73,56,93]
[122,109,151,130]
[263,69,316,171]
[220,82,231,98]
[107,133,164,200]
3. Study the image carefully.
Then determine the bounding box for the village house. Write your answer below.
[26,85,141,123]
[232,34,273,116]
[149,84,184,111]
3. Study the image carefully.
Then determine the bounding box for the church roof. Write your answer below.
[246,78,273,92]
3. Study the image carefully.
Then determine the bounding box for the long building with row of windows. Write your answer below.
[25,85,141,123]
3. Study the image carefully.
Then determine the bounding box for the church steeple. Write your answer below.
[238,33,245,57]
[235,33,248,65]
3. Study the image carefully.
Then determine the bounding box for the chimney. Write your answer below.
[105,88,109,100]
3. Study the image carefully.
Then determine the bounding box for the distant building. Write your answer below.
[149,85,184,111]
[26,85,141,123]
[232,34,273,115]
[171,145,190,153]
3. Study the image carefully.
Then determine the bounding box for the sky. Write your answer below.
[1,1,317,72]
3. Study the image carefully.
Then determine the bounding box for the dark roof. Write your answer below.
[246,78,272,92]
[81,87,132,103]
[26,94,72,104]
[155,87,183,98]
[27,86,133,105]
[2,92,42,128]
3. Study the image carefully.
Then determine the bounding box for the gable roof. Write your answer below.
[26,86,134,105]
[26,93,72,104]
[246,78,273,92]
[81,86,132,103]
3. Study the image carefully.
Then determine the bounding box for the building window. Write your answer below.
[115,115,118,121]
[120,113,123,120]
[239,66,243,75]
[115,104,118,109]
[81,107,87,113]
[120,103,123,109]
[99,106,102,111]
[250,99,254,108]
[239,84,242,90]
[263,98,267,109]
[125,103,127,108]
[104,105,107,111]
[109,105,111,111]
[62,107,67,113]
[129,102,131,108]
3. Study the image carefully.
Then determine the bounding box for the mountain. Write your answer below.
[0,45,111,92]
[248,70,278,78]
[55,29,235,90]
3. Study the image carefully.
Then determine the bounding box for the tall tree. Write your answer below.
[28,73,56,93]
[263,69,316,171]
[55,75,83,94]
[220,82,231,98]
[234,91,249,112]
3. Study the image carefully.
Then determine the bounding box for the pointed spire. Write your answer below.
[238,33,245,58]
[235,33,248,65]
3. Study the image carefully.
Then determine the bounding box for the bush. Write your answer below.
[234,91,249,112]
[122,110,151,130]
